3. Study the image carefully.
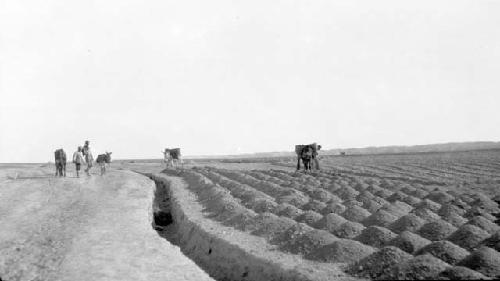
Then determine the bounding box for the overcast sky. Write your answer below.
[1,0,499,162]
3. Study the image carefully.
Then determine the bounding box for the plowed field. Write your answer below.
[158,150,500,280]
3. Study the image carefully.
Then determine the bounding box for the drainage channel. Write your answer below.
[148,172,267,281]
[142,171,352,281]
[144,173,224,281]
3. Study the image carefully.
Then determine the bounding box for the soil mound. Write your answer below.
[333,221,365,239]
[363,209,399,227]
[326,194,343,204]
[401,195,421,206]
[470,195,499,214]
[302,200,327,212]
[468,216,500,235]
[374,188,393,199]
[296,210,324,227]
[353,182,369,192]
[379,179,393,189]
[426,191,454,205]
[389,231,431,254]
[465,207,497,222]
[416,241,470,265]
[251,212,297,240]
[438,266,490,280]
[335,186,359,200]
[387,191,408,202]
[481,231,500,251]
[411,207,441,222]
[411,188,430,199]
[401,186,417,196]
[441,212,468,228]
[321,202,346,215]
[342,199,363,208]
[371,195,389,206]
[382,254,450,280]
[276,191,309,208]
[208,194,249,222]
[306,239,376,264]
[341,205,371,223]
[389,214,426,234]
[439,203,467,217]
[355,226,397,248]
[348,246,413,279]
[225,210,259,232]
[310,189,334,203]
[323,213,348,233]
[275,224,338,256]
[380,202,409,217]
[458,246,500,277]
[361,198,384,213]
[448,225,490,250]
[459,194,475,204]
[416,199,442,212]
[393,200,413,213]
[276,203,303,219]
[356,190,375,203]
[418,220,457,241]
[250,198,278,213]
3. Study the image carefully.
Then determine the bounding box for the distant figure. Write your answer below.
[163,148,182,168]
[82,140,94,176]
[54,148,67,177]
[295,143,321,171]
[96,152,112,176]
[340,152,346,156]
[72,146,86,178]
[162,149,173,167]
[311,143,321,171]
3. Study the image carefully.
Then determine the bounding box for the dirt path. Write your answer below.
[0,167,213,281]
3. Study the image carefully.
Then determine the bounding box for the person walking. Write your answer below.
[312,144,321,171]
[72,146,86,178]
[82,140,94,176]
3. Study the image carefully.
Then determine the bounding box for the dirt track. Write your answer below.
[0,166,213,281]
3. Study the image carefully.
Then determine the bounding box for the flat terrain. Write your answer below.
[0,165,213,281]
[1,149,500,280]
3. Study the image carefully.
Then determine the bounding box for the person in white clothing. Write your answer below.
[72,146,86,178]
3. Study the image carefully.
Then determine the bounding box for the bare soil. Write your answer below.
[0,165,212,281]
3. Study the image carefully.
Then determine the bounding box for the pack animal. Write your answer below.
[54,148,67,177]
[96,152,112,175]
[163,148,182,168]
[295,143,321,171]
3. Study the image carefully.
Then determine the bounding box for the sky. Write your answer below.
[1,0,500,162]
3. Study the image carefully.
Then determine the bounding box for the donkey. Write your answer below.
[96,152,112,175]
[295,143,321,171]
[54,148,67,177]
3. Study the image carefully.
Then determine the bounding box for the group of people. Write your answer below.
[73,140,93,177]
[54,140,94,178]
